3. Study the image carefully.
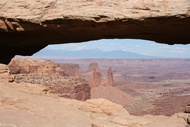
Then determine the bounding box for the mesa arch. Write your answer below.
[0,0,190,64]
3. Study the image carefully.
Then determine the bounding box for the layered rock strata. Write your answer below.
[8,57,91,100]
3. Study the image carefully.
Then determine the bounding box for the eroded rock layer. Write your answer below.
[8,57,91,101]
[0,0,190,63]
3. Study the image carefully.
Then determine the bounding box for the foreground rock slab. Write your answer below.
[0,81,189,127]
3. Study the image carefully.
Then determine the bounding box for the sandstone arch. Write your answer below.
[0,0,190,63]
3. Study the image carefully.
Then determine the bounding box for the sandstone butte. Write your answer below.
[7,57,91,101]
[0,63,190,127]
[0,0,190,63]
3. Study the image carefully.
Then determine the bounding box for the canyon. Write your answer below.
[7,57,123,102]
[5,57,190,116]
[0,1,190,126]
[0,0,190,63]
[0,59,190,127]
[55,58,190,116]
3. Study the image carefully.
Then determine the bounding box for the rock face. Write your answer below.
[8,57,91,101]
[89,69,102,87]
[8,57,64,75]
[88,64,116,87]
[0,79,189,127]
[51,82,91,101]
[13,73,91,101]
[1,0,190,63]
[9,57,81,77]
[107,67,115,86]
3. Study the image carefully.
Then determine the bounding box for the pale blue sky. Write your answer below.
[39,39,190,58]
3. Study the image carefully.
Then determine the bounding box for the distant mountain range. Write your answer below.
[33,49,157,59]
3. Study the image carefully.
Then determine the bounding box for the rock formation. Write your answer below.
[88,64,117,87]
[107,67,115,86]
[11,73,91,101]
[1,0,190,63]
[50,82,91,101]
[9,57,82,77]
[89,69,102,87]
[8,57,64,75]
[8,57,91,101]
[89,65,135,107]
[0,64,190,126]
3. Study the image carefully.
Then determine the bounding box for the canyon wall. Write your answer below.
[88,63,115,87]
[8,57,91,101]
[8,57,63,75]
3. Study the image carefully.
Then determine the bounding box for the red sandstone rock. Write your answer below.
[8,57,90,101]
[107,67,115,86]
[52,83,91,101]
[88,64,116,87]
[13,73,91,101]
[8,57,64,75]
[89,69,102,87]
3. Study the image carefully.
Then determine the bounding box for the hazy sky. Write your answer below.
[39,39,190,58]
